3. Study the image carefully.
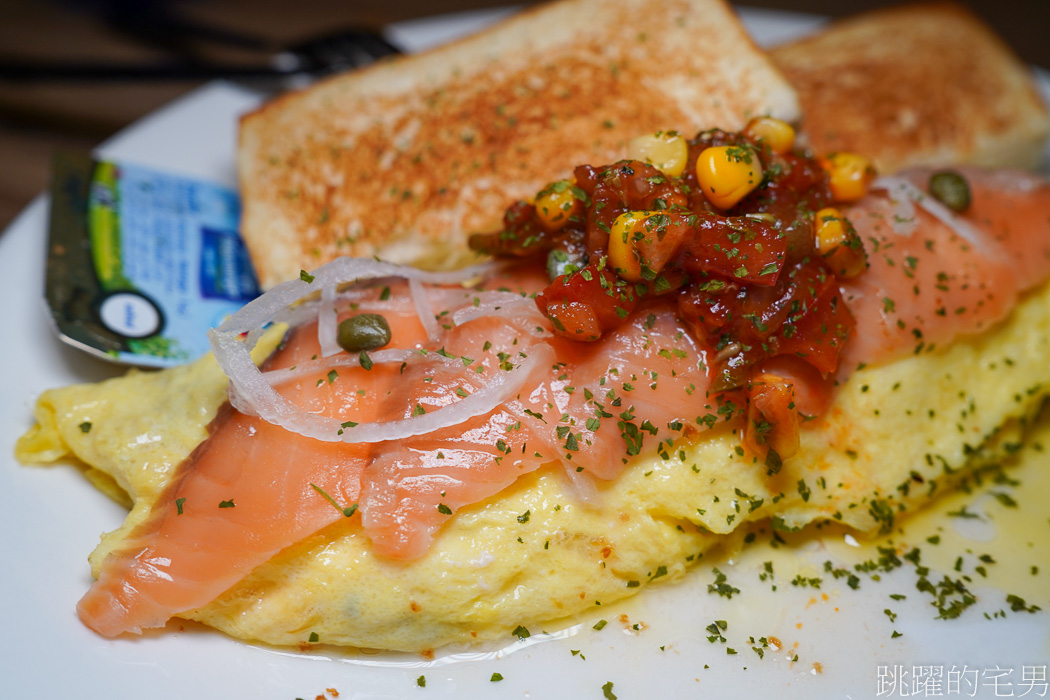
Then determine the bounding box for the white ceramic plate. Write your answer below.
[2,8,1048,699]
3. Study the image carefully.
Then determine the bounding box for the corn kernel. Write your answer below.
[626,130,689,177]
[534,180,581,231]
[820,152,876,203]
[695,145,763,210]
[814,207,867,278]
[608,211,648,281]
[742,116,795,155]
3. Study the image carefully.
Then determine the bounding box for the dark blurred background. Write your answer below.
[1,0,1047,228]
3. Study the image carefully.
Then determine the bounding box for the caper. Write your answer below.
[928,170,971,213]
[546,247,588,281]
[337,313,391,352]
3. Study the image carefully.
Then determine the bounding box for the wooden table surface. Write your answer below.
[1,0,1047,229]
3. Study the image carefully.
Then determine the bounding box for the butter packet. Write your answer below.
[46,152,260,367]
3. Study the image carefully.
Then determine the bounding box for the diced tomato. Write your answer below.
[536,263,637,341]
[678,257,856,380]
[743,372,800,469]
[574,160,688,253]
[755,355,834,417]
[475,124,853,396]
[773,273,856,375]
[676,212,787,285]
[467,200,556,257]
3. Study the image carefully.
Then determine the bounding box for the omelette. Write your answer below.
[16,120,1050,652]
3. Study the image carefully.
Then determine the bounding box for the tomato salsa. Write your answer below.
[469,119,873,464]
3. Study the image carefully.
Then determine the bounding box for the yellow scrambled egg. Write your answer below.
[16,282,1050,653]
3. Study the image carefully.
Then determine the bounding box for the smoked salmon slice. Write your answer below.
[77,303,429,636]
[77,272,713,635]
[839,168,1050,372]
[78,167,1050,638]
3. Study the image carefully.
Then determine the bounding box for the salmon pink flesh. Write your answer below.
[77,166,1050,638]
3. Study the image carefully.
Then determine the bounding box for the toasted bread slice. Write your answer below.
[238,0,799,288]
[771,1,1050,174]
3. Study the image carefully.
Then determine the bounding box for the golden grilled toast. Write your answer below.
[237,0,800,288]
[771,1,1050,174]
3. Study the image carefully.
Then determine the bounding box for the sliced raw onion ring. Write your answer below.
[317,284,341,358]
[872,176,995,256]
[871,177,918,236]
[208,257,550,444]
[409,277,440,340]
[452,291,538,327]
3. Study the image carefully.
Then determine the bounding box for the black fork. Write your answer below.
[0,0,402,84]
